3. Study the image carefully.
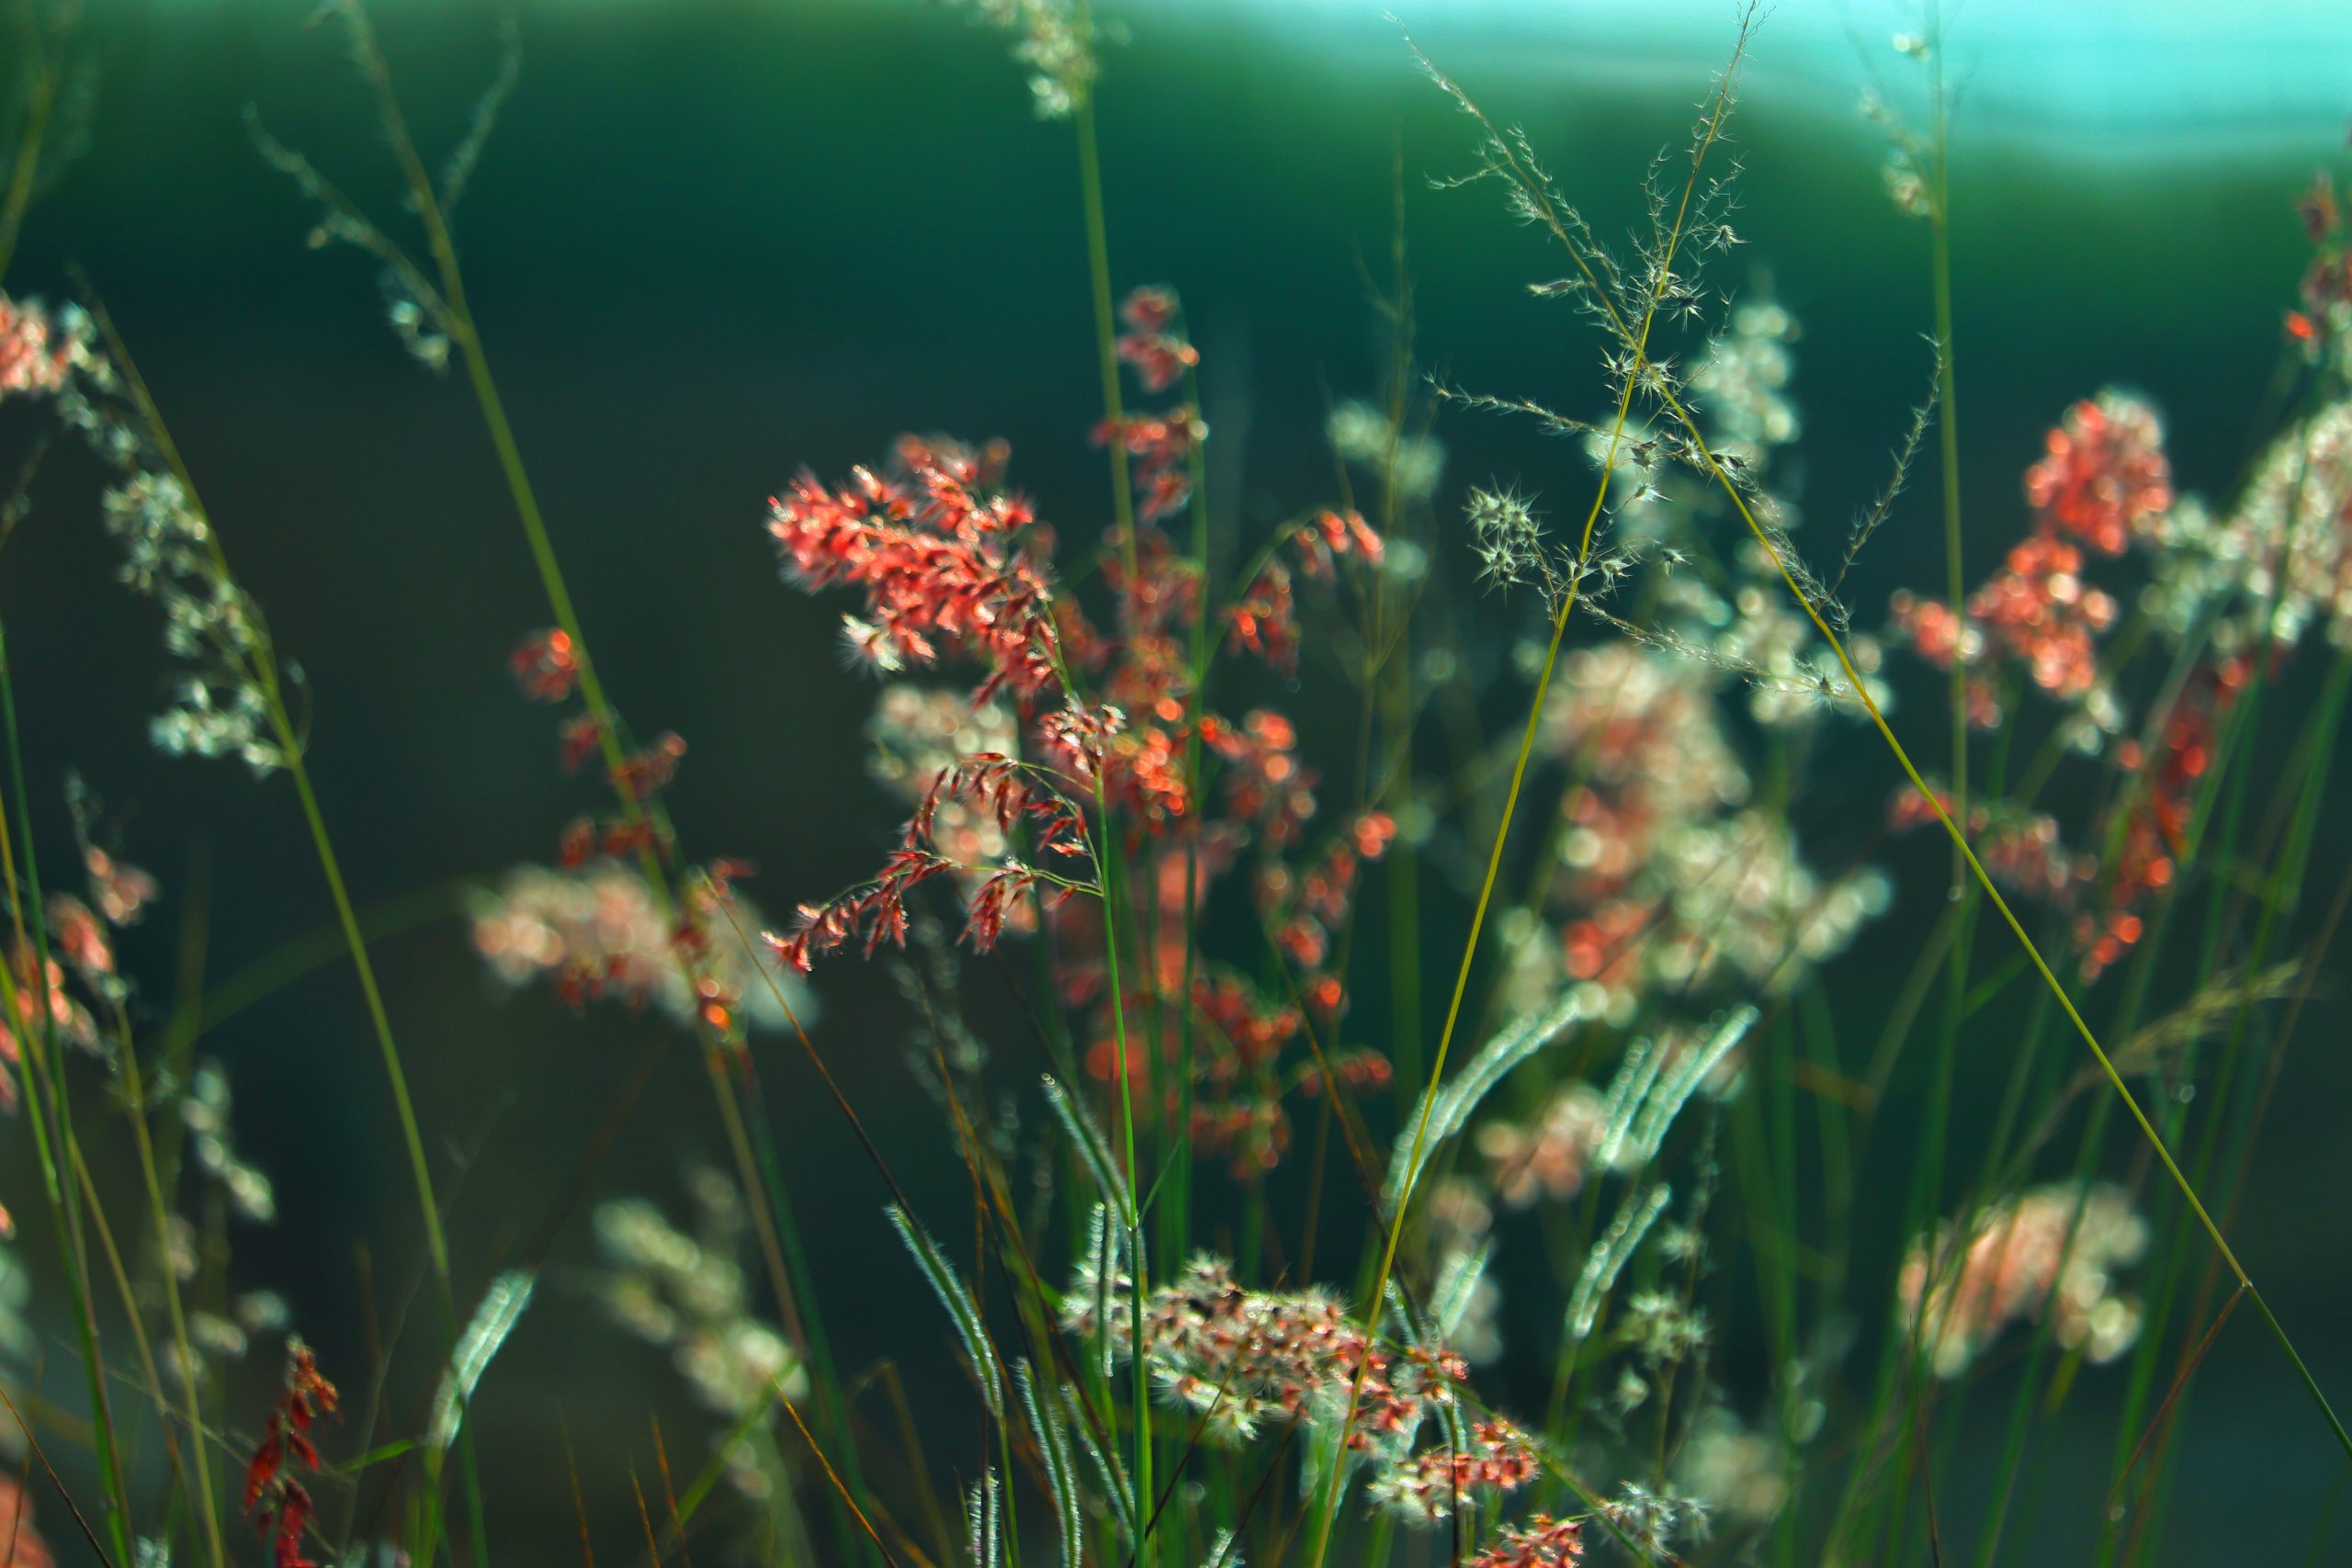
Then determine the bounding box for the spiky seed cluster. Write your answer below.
[1465,486,1554,602]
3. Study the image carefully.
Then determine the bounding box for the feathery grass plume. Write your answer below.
[887,1204,1002,1420]
[1042,1072,1136,1231]
[426,1269,536,1453]
[1429,1239,1496,1347]
[1059,1375,1136,1539]
[1566,1184,1673,1344]
[1015,1361,1083,1568]
[964,1469,1003,1568]
[11,299,294,771]
[1385,988,1588,1213]
[1617,1005,1756,1171]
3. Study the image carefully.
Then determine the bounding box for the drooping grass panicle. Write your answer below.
[242,105,457,373]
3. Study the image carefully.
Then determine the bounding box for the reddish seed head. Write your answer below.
[509,628,580,702]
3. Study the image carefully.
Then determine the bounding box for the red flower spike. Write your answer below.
[247,1340,339,1568]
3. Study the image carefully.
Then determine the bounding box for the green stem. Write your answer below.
[0,625,137,1567]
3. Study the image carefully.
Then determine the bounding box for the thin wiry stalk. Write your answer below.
[284,11,893,1558]
[74,284,492,1568]
[1056,17,1154,1531]
[1071,0,1136,588]
[0,625,137,1566]
[1300,25,1756,1568]
[64,1144,198,1533]
[112,1021,231,1568]
[1927,1,1969,889]
[0,33,141,1561]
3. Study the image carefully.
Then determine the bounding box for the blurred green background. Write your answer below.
[3,0,2351,1561]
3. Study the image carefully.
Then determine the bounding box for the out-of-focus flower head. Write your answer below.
[1897,1181,2148,1377]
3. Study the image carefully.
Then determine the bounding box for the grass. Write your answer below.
[0,3,2349,1567]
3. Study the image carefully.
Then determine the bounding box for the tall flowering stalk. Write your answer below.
[249,10,892,1560]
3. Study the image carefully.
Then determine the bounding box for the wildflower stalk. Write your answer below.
[0,34,143,1564]
[1036,635,1154,1562]
[87,309,455,1288]
[1166,357,1211,1271]
[65,1137,197,1506]
[1910,24,1984,1487]
[2109,649,2352,1565]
